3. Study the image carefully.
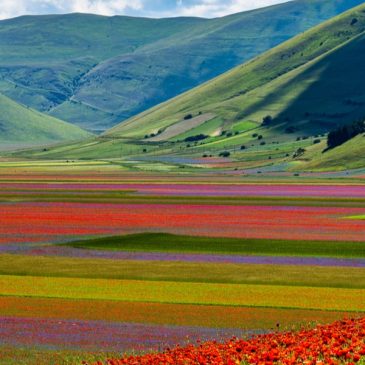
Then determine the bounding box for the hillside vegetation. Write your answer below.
[10,2,365,173]
[0,0,362,132]
[108,3,365,140]
[0,93,91,150]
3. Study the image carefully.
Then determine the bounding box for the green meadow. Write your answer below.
[66,233,365,259]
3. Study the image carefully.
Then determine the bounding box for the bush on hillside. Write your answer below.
[293,147,306,158]
[184,134,208,142]
[262,115,273,126]
[327,119,365,149]
[285,126,296,133]
[219,151,231,158]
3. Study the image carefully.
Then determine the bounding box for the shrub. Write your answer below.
[313,139,321,144]
[293,147,306,158]
[240,145,246,150]
[219,151,231,158]
[184,134,208,142]
[285,127,296,133]
[327,119,365,149]
[262,115,273,126]
[184,114,193,120]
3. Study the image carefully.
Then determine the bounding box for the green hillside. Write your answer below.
[0,0,362,132]
[0,93,91,150]
[20,2,365,173]
[108,3,365,139]
[296,134,365,171]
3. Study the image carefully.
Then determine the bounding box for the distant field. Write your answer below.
[0,296,351,330]
[148,113,216,141]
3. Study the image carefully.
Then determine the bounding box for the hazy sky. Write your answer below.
[0,0,293,20]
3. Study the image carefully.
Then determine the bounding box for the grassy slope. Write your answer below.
[0,93,91,149]
[0,14,205,132]
[108,3,365,140]
[0,0,362,132]
[298,134,365,171]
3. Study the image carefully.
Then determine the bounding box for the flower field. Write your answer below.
[0,172,364,364]
[87,317,365,365]
[2,202,365,245]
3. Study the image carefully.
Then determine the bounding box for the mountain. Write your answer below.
[0,93,91,150]
[0,0,363,133]
[107,2,365,140]
[23,1,365,173]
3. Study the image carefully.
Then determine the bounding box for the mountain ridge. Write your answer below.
[0,0,363,132]
[20,1,365,173]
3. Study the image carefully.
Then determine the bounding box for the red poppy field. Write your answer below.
[87,317,365,365]
[0,172,364,364]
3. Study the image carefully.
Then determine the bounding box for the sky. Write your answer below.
[0,0,293,20]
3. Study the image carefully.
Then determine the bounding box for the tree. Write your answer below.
[327,120,365,149]
[219,151,230,158]
[184,134,208,142]
[262,115,273,126]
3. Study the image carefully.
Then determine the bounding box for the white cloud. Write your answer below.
[67,0,143,16]
[0,0,27,20]
[0,0,143,20]
[175,0,291,18]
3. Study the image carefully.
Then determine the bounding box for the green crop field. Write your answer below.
[66,233,365,259]
[1,275,364,312]
[1,254,365,289]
